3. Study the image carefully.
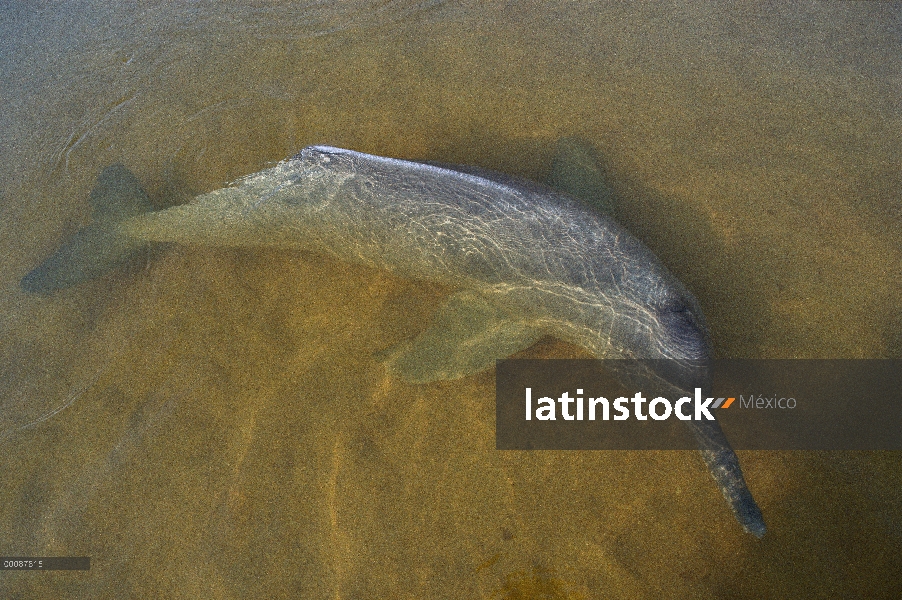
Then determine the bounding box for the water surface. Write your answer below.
[2,2,901,597]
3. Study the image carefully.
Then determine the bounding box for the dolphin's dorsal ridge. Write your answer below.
[379,290,543,383]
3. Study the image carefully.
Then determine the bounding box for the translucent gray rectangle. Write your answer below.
[496,360,902,450]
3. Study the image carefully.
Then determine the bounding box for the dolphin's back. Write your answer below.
[295,146,638,286]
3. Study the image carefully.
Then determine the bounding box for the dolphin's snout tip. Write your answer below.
[746,520,767,539]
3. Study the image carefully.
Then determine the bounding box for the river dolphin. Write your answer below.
[21,144,766,537]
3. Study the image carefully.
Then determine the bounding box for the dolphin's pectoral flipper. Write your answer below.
[379,290,544,383]
[20,164,154,294]
[546,137,619,217]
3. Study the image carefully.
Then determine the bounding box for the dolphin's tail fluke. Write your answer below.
[20,164,154,294]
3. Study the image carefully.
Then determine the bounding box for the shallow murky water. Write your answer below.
[2,1,901,597]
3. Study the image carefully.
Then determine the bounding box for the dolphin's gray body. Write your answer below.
[21,145,766,537]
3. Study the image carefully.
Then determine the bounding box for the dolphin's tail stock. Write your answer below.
[20,164,155,294]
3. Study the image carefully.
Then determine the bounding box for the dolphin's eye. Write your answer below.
[653,294,708,357]
[656,294,687,316]
[665,301,697,331]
